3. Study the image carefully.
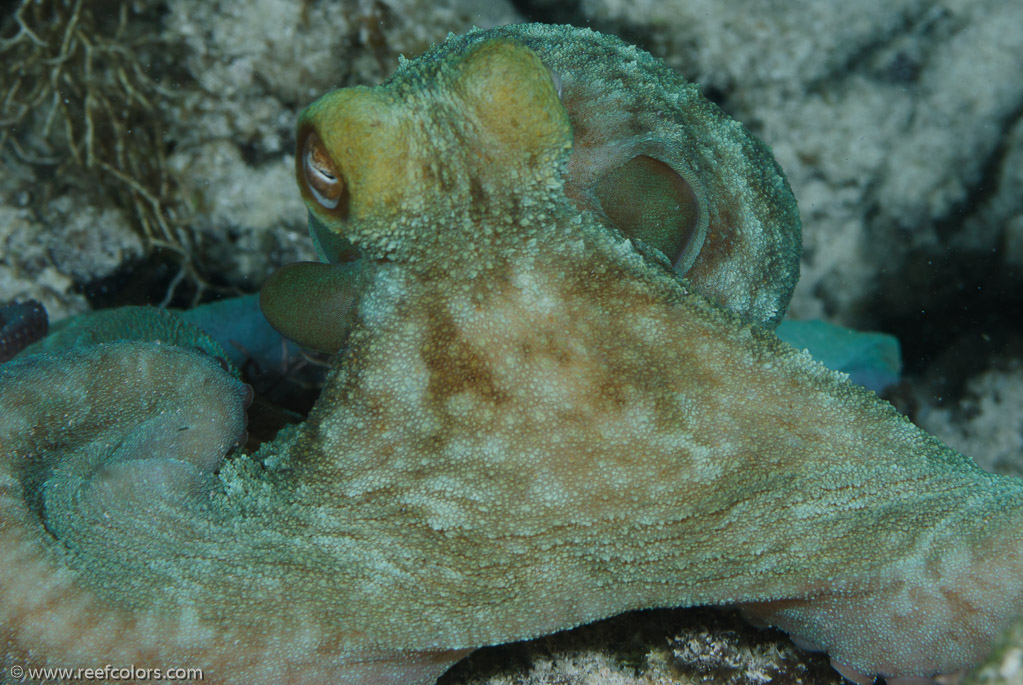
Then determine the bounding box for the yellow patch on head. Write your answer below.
[452,38,572,169]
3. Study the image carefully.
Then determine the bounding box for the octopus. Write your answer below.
[1,23,1020,685]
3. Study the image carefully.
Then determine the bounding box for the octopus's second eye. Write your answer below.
[302,132,347,212]
[594,155,702,270]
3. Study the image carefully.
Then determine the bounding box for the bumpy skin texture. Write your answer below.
[19,305,232,366]
[1,24,1021,685]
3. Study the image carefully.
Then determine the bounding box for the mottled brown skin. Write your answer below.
[2,24,1021,685]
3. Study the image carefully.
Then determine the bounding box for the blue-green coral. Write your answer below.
[0,24,1019,685]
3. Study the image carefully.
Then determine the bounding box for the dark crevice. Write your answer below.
[439,607,842,685]
[864,101,1023,401]
[78,250,243,310]
[875,257,1023,404]
[509,0,586,25]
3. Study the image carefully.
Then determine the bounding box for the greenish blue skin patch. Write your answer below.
[179,294,303,371]
[309,214,356,264]
[19,305,235,371]
[18,296,303,378]
[776,319,901,394]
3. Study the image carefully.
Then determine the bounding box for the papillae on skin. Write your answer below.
[1,23,1021,685]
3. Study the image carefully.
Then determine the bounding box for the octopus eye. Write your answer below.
[594,155,703,270]
[302,132,347,212]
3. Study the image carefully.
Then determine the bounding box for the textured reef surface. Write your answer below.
[3,22,1023,685]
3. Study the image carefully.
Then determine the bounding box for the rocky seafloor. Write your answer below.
[1,0,1021,683]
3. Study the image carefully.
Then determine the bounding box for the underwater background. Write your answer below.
[1,0,1021,682]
